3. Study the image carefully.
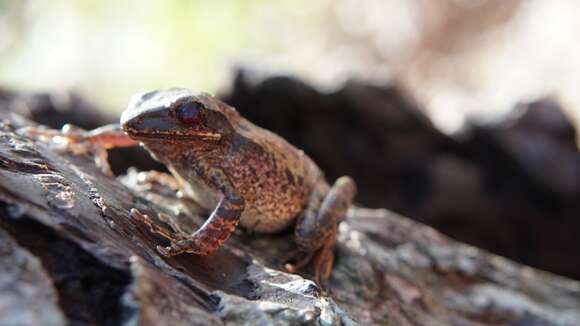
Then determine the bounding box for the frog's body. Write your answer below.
[147,96,324,233]
[175,132,323,233]
[63,89,355,284]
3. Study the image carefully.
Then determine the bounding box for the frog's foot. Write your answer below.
[310,236,337,288]
[130,208,202,257]
[155,225,236,257]
[284,234,336,287]
[156,237,209,257]
[136,170,181,191]
[292,176,356,286]
[284,250,315,273]
[130,208,188,243]
[155,211,242,257]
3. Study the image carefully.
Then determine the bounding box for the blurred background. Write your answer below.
[3,0,580,131]
[2,0,580,280]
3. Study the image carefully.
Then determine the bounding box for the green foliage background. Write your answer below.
[0,0,321,111]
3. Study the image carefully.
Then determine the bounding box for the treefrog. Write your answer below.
[46,89,356,284]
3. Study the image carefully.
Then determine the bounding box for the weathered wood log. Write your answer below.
[0,106,579,325]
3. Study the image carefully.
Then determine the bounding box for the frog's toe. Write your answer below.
[156,245,182,257]
[284,250,315,273]
[312,249,334,287]
[156,243,189,257]
[156,245,172,257]
[156,238,214,257]
[285,237,337,289]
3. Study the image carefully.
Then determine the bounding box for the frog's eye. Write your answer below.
[175,101,203,125]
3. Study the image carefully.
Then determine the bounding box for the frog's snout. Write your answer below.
[121,106,174,134]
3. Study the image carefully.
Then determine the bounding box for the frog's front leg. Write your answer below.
[155,168,245,256]
[292,176,356,285]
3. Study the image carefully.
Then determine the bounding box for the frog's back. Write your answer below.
[225,118,323,233]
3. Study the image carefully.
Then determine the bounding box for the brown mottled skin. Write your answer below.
[53,89,356,284]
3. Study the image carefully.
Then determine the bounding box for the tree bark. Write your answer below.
[0,108,578,325]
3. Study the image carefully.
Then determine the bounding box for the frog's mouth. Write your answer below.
[124,129,222,142]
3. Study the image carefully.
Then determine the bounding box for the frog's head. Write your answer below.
[121,88,239,144]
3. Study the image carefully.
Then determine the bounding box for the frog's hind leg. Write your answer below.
[291,176,356,285]
[21,123,138,175]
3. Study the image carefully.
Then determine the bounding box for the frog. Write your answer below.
[37,88,356,284]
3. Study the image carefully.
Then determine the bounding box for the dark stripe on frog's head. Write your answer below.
[121,88,235,143]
